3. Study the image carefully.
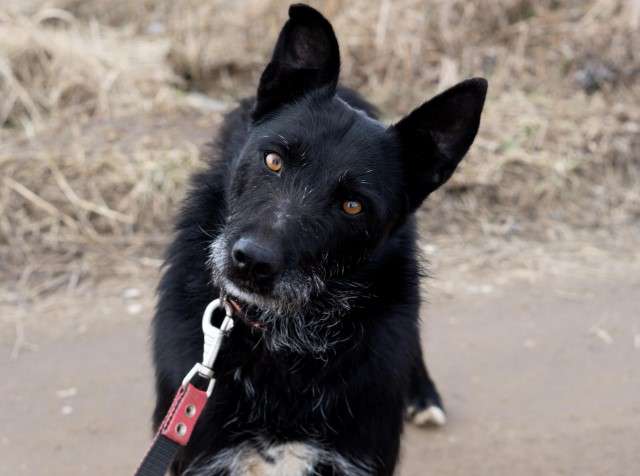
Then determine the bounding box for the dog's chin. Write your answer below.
[215,275,353,355]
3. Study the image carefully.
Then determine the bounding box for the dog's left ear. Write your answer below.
[252,4,340,120]
[392,78,488,210]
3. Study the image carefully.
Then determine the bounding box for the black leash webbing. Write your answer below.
[134,435,181,476]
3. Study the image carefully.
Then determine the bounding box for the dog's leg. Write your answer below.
[406,354,447,427]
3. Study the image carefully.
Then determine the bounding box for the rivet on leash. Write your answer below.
[176,423,187,436]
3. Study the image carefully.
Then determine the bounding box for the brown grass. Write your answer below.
[1,0,639,295]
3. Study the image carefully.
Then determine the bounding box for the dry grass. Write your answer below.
[1,0,639,295]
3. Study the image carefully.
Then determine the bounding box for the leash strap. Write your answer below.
[134,384,207,476]
[133,298,234,476]
[134,435,180,476]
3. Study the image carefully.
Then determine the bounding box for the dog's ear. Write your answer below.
[252,4,340,120]
[392,78,488,210]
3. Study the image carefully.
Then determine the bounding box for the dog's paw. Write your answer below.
[406,403,447,427]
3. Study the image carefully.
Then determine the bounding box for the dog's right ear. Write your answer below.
[252,4,340,120]
[391,78,488,210]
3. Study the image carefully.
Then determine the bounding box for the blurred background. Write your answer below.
[1,1,639,475]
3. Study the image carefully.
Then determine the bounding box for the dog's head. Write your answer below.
[210,4,486,347]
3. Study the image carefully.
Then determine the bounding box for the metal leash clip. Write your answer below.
[181,297,234,396]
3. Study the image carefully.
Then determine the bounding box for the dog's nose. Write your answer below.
[231,237,282,282]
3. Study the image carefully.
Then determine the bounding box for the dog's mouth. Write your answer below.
[225,295,268,331]
[221,277,276,307]
[219,278,277,330]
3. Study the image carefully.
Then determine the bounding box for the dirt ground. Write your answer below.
[1,240,639,476]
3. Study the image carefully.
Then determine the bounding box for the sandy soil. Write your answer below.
[1,245,639,476]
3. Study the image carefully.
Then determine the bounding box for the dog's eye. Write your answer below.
[342,200,363,215]
[264,152,283,173]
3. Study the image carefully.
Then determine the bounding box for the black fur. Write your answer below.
[152,4,486,475]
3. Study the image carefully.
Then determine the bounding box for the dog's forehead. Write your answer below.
[256,96,393,171]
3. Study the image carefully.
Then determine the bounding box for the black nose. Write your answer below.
[231,237,282,283]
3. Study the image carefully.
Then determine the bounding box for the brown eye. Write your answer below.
[265,152,282,173]
[342,200,363,215]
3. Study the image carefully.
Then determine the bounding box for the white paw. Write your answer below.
[409,405,447,427]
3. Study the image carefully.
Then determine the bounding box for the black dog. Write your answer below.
[152,4,486,475]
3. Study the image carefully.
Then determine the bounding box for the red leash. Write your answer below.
[134,298,234,476]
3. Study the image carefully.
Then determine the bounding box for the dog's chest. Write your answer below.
[241,442,319,476]
[194,442,320,476]
[188,440,372,476]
